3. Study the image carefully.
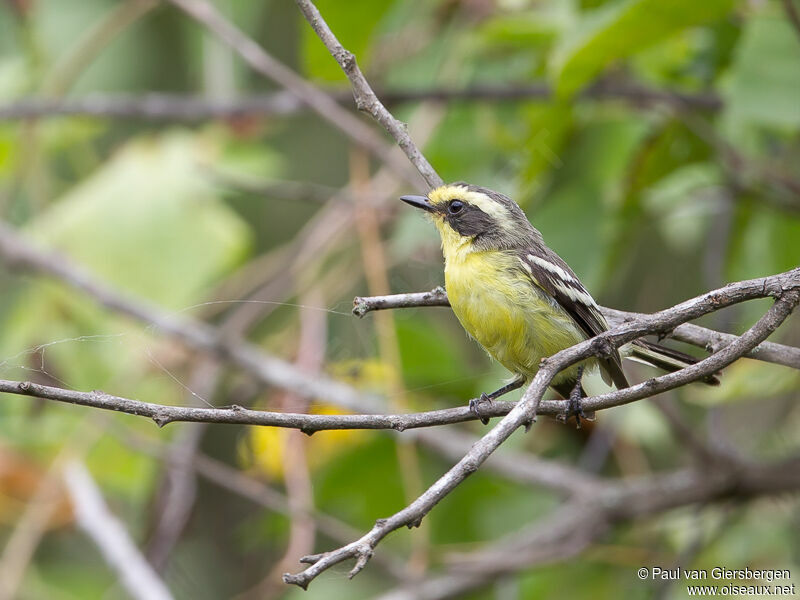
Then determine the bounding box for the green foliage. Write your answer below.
[551,0,735,96]
[723,12,800,130]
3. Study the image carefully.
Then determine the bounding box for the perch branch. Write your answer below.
[354,288,800,370]
[0,270,797,434]
[282,282,799,588]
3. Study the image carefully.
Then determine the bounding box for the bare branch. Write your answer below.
[282,286,799,588]
[0,93,303,121]
[604,307,800,369]
[0,270,797,433]
[164,0,424,187]
[62,461,174,600]
[354,288,800,370]
[0,222,382,414]
[293,0,443,189]
[0,83,722,122]
[2,214,798,589]
[353,287,450,317]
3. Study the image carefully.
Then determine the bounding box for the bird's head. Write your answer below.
[400,183,539,255]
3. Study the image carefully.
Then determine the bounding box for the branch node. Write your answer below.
[591,337,615,359]
[352,297,368,317]
[462,458,480,474]
[348,544,374,578]
[152,411,172,428]
[407,516,424,529]
[336,49,357,72]
[299,552,325,565]
[17,381,31,392]
[282,572,309,590]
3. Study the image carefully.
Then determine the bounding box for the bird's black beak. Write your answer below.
[400,194,434,213]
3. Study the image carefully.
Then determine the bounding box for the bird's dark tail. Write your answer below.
[627,339,720,385]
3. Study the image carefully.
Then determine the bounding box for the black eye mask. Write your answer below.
[442,203,495,237]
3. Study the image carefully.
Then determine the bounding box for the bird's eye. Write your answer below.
[448,200,464,215]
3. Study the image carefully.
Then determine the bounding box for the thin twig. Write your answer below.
[0,221,383,414]
[0,84,723,122]
[281,288,799,588]
[0,270,798,432]
[293,0,443,189]
[165,0,424,187]
[353,289,800,370]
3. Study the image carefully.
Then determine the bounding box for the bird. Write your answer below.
[400,182,718,425]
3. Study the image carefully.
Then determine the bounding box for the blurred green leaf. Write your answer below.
[27,131,251,308]
[551,0,734,96]
[722,13,800,130]
[643,162,721,251]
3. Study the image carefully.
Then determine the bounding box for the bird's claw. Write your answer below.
[469,393,492,425]
[566,389,586,429]
[558,365,587,429]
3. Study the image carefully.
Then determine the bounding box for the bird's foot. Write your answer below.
[558,366,587,429]
[468,393,492,425]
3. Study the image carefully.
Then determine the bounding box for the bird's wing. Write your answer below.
[518,249,630,390]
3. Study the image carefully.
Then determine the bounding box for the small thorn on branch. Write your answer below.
[152,412,171,428]
[348,545,374,578]
[299,552,326,565]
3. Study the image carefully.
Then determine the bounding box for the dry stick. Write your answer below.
[353,288,800,370]
[0,270,798,433]
[281,287,799,588]
[63,461,174,600]
[165,0,424,188]
[0,83,723,121]
[293,0,443,189]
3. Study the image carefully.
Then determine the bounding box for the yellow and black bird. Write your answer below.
[400,183,716,424]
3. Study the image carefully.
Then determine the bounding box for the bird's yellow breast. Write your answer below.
[444,248,588,384]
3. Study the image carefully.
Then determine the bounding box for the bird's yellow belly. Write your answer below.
[445,251,588,384]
